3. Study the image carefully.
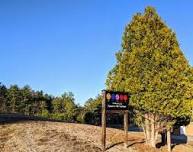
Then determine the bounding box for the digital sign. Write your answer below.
[104,90,129,110]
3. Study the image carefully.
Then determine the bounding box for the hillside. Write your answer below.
[0,121,193,152]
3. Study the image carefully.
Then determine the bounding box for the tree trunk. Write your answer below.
[150,114,156,147]
[167,129,171,152]
[144,113,160,147]
[155,130,158,145]
[145,113,151,144]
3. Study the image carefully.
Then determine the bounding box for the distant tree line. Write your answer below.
[0,82,130,126]
[0,83,81,122]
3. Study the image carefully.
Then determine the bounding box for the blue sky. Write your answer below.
[0,0,193,105]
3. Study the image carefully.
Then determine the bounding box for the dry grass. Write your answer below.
[0,121,192,152]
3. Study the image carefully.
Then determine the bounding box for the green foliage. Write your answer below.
[174,116,191,127]
[75,106,85,123]
[4,84,53,116]
[106,6,193,127]
[20,85,33,114]
[40,109,49,118]
[0,82,89,123]
[81,95,102,124]
[52,92,77,122]
[7,85,22,113]
[84,96,102,111]
[0,83,7,112]
[50,113,65,120]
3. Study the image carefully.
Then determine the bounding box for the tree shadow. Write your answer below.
[156,142,165,148]
[126,139,145,147]
[106,139,145,150]
[106,141,124,150]
[171,135,188,150]
[156,134,188,149]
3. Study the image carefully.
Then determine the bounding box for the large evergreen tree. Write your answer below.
[106,7,193,147]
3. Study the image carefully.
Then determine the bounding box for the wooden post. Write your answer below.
[124,110,128,148]
[101,90,106,152]
[167,128,171,152]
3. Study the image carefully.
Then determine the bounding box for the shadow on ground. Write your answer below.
[156,134,188,150]
[171,135,188,150]
[106,139,145,150]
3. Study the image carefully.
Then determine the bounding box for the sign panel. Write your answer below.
[104,90,129,110]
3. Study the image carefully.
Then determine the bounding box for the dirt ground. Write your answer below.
[0,121,193,152]
[186,122,193,136]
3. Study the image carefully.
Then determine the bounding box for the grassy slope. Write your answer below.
[0,121,192,152]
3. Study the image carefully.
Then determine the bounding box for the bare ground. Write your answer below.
[0,121,193,152]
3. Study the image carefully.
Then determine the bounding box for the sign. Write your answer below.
[101,90,129,151]
[104,90,129,110]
